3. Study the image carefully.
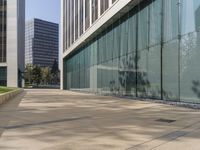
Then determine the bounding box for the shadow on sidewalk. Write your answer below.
[0,91,26,137]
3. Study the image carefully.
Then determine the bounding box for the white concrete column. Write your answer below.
[78,0,80,37]
[60,0,64,90]
[7,0,25,87]
[66,1,69,48]
[83,0,86,32]
[69,0,72,45]
[74,0,76,42]
[109,0,112,7]
[7,0,18,87]
[98,0,101,18]
[89,0,92,26]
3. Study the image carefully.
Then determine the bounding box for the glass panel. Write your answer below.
[126,52,136,96]
[0,0,7,62]
[102,32,107,62]
[0,67,7,86]
[93,40,98,65]
[180,31,200,103]
[163,0,179,42]
[137,48,149,98]
[163,39,179,101]
[120,14,129,56]
[98,33,106,63]
[106,27,113,61]
[138,2,149,50]
[119,55,127,95]
[113,21,120,59]
[101,60,113,95]
[128,9,137,54]
[97,64,102,93]
[137,45,161,99]
[147,45,161,99]
[149,0,162,46]
[85,68,90,90]
[112,57,119,95]
[80,50,85,89]
[181,0,200,35]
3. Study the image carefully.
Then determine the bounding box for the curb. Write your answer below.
[0,89,24,105]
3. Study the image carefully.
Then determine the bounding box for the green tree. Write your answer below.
[32,65,42,87]
[51,59,59,75]
[41,67,52,85]
[51,59,59,84]
[25,64,33,85]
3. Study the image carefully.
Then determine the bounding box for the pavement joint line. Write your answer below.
[0,116,91,130]
[148,124,200,150]
[125,120,200,150]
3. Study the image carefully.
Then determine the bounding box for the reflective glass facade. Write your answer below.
[0,0,6,63]
[25,19,59,67]
[0,67,6,86]
[63,0,200,104]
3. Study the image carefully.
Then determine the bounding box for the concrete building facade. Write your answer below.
[61,0,200,104]
[25,19,59,67]
[0,0,25,87]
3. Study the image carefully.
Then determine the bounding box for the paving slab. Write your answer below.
[0,89,199,150]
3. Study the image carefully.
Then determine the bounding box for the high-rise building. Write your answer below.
[0,0,25,87]
[25,19,59,67]
[61,0,200,104]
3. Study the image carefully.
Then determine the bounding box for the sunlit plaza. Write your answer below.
[0,0,200,149]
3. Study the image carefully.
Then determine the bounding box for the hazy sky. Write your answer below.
[26,0,61,24]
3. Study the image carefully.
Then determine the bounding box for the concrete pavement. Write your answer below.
[0,89,200,150]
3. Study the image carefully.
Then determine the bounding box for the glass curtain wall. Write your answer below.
[0,67,6,86]
[0,0,6,63]
[180,0,200,103]
[64,0,200,104]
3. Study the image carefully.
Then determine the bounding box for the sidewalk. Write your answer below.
[0,89,199,150]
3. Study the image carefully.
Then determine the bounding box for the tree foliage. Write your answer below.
[32,65,42,86]
[24,63,60,87]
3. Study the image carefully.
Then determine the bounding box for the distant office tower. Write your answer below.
[61,0,200,104]
[0,0,25,87]
[25,19,59,67]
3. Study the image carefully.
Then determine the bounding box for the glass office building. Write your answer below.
[25,19,59,67]
[61,0,200,104]
[0,0,25,87]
